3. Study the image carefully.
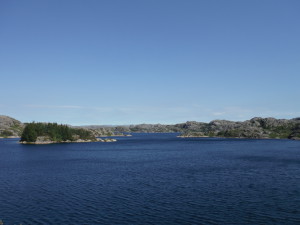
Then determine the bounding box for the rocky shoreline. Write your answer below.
[178,135,300,140]
[97,134,132,137]
[0,136,20,139]
[177,135,209,138]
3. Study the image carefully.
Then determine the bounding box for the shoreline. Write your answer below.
[20,138,117,145]
[177,135,300,140]
[0,136,20,139]
[177,135,209,138]
[98,134,132,137]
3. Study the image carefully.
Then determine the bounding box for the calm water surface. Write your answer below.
[0,133,300,224]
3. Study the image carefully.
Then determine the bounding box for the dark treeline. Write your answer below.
[20,122,96,142]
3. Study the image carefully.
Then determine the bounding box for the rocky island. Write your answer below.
[20,122,116,144]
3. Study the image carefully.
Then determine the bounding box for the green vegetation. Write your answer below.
[265,124,294,139]
[217,129,241,138]
[288,124,300,139]
[207,132,216,137]
[0,130,14,137]
[177,118,300,140]
[20,122,96,143]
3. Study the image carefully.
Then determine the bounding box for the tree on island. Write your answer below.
[21,123,37,142]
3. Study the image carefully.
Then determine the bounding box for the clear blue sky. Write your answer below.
[1,0,299,125]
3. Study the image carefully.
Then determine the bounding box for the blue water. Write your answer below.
[0,133,300,225]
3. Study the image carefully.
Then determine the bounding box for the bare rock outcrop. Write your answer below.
[0,115,24,137]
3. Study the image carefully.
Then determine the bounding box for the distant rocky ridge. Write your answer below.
[74,126,116,137]
[110,117,300,140]
[1,115,300,140]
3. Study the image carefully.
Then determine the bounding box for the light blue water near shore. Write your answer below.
[0,134,300,224]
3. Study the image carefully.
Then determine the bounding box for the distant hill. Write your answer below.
[0,115,24,137]
[110,117,300,140]
[1,115,300,140]
[75,126,116,137]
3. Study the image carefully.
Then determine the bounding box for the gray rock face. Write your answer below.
[129,124,175,133]
[74,126,115,137]
[0,115,24,137]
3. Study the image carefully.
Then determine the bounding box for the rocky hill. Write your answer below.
[112,117,300,140]
[76,126,119,136]
[0,115,24,137]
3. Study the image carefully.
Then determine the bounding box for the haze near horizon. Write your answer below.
[1,0,299,125]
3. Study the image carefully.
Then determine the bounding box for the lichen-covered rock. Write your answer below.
[0,115,24,137]
[97,138,117,142]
